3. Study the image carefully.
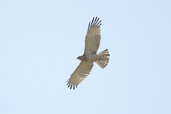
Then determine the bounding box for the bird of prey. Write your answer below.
[66,17,110,90]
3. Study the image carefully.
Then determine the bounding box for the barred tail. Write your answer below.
[96,49,110,69]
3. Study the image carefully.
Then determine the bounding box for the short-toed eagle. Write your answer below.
[67,17,110,90]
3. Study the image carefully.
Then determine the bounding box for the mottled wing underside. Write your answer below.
[84,17,102,55]
[67,61,94,90]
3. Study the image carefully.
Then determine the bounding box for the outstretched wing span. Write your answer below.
[84,17,101,55]
[67,61,94,90]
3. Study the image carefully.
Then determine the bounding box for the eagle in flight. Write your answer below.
[67,17,110,90]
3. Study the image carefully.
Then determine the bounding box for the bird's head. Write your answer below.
[77,56,83,61]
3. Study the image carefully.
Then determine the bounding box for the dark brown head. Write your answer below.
[77,55,86,61]
[77,56,82,61]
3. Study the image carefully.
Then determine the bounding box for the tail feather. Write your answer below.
[96,49,110,69]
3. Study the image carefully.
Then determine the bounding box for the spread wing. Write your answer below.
[84,17,102,55]
[67,61,94,90]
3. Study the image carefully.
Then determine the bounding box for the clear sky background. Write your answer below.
[0,0,171,114]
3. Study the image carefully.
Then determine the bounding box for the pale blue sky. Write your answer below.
[0,0,171,114]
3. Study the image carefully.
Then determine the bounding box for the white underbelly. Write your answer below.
[87,54,98,61]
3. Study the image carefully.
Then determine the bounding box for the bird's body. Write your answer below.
[67,17,110,90]
[77,53,98,61]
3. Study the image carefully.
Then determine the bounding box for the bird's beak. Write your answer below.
[77,56,81,60]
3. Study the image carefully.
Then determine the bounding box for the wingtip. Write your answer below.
[66,81,78,90]
[88,16,102,29]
